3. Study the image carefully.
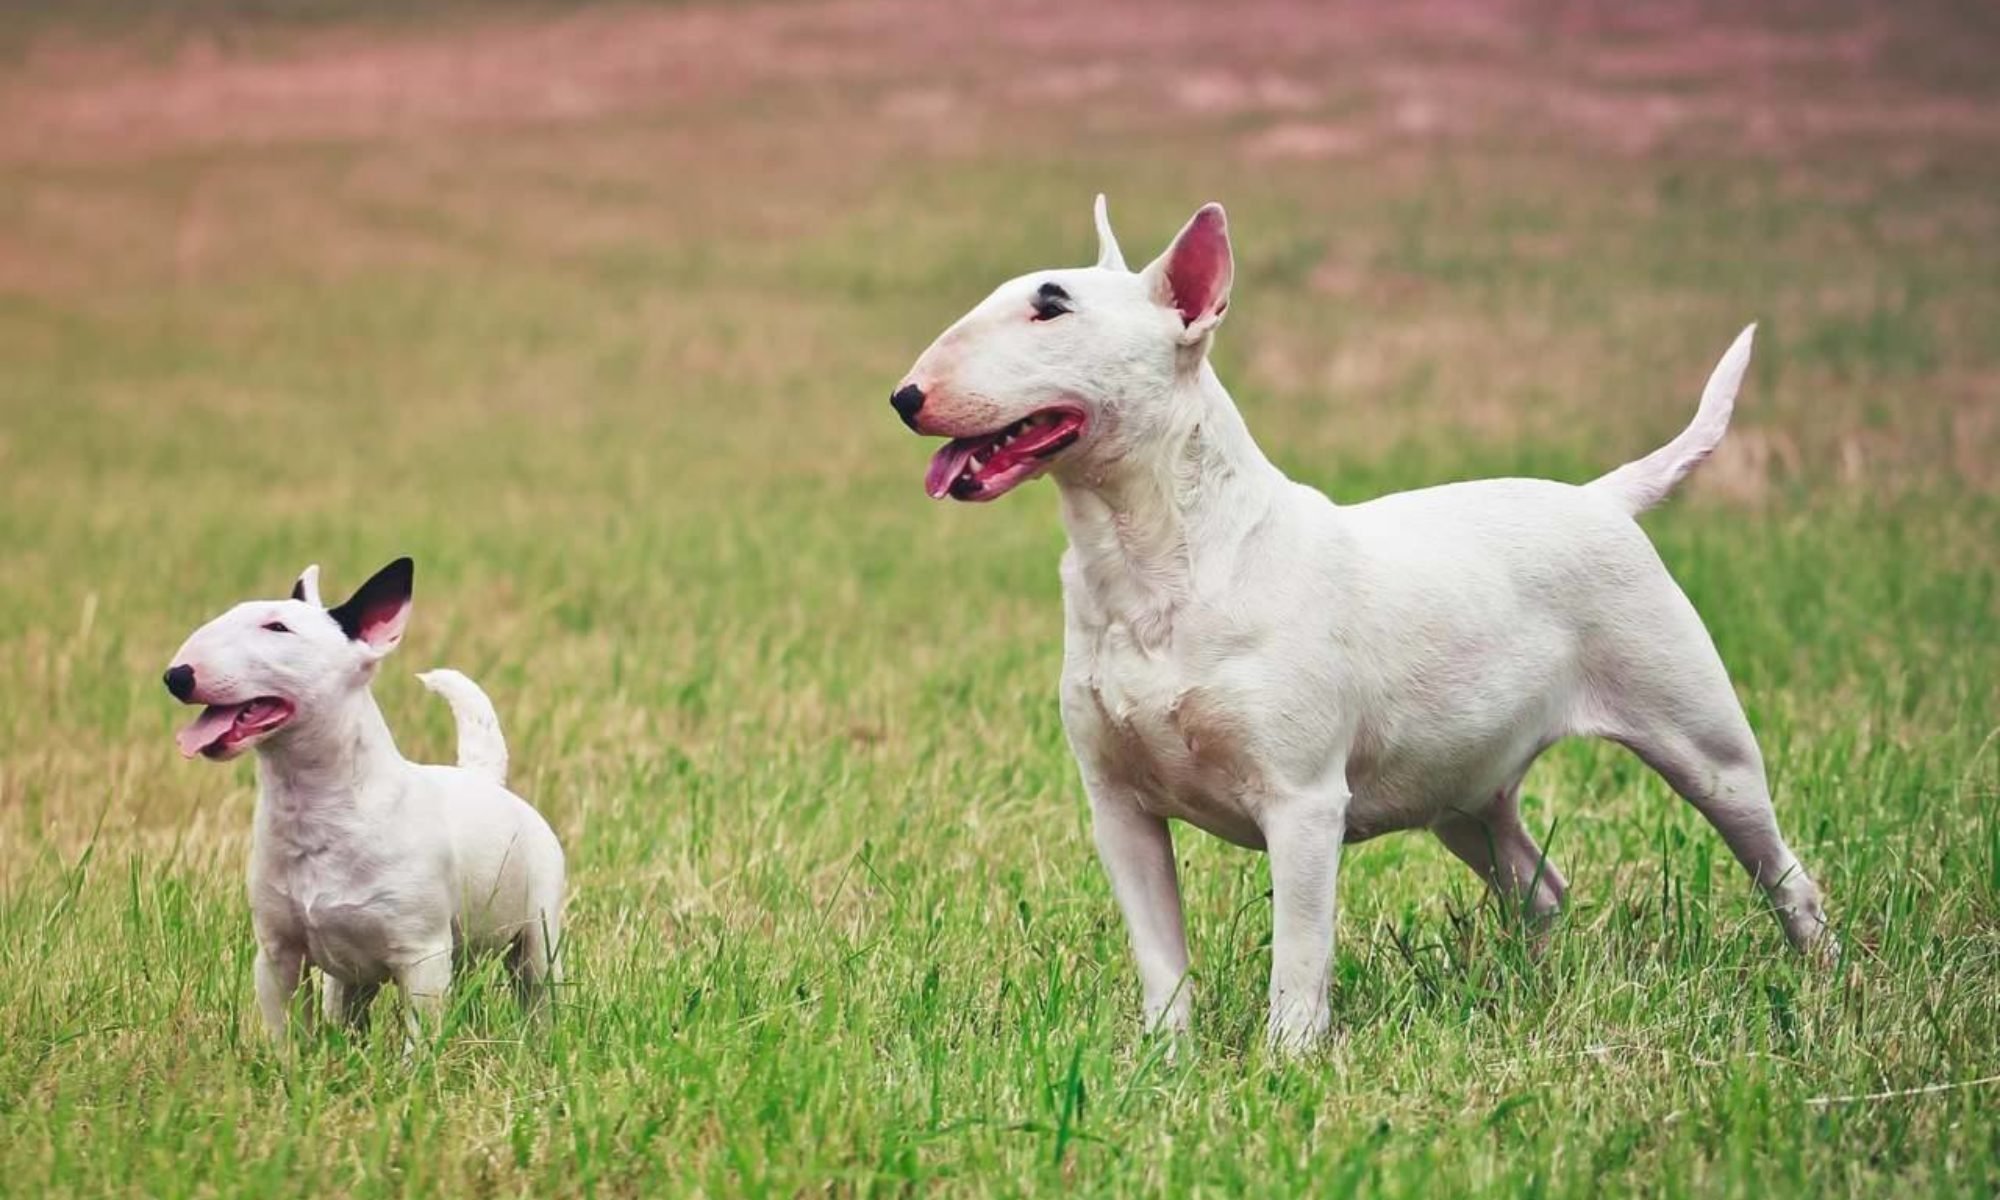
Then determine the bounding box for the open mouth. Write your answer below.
[175,697,296,760]
[924,408,1086,502]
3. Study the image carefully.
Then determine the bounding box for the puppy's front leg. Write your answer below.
[1089,783,1192,1037]
[1262,785,1348,1053]
[253,943,305,1044]
[393,946,453,1050]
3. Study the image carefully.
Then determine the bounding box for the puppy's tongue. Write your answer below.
[176,703,244,759]
[925,437,988,500]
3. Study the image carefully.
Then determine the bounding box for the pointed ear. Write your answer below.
[1141,203,1233,342]
[1093,193,1127,271]
[290,564,323,607]
[328,558,413,654]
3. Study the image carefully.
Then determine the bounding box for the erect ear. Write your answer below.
[328,558,413,654]
[1140,203,1233,343]
[290,564,323,607]
[1093,193,1127,272]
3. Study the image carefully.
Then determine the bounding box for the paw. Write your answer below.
[1778,898,1840,966]
[1265,995,1330,1056]
[1142,996,1191,1034]
[1136,998,1191,1055]
[1801,927,1843,967]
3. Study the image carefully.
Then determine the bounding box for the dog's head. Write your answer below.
[162,558,413,761]
[892,195,1234,502]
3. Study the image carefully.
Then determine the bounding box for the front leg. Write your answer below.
[253,943,306,1044]
[1261,783,1348,1053]
[393,945,454,1051]
[1088,782,1193,1037]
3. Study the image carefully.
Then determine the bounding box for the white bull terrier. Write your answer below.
[164,558,565,1045]
[892,196,1833,1050]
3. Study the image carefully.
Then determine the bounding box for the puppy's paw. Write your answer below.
[1264,998,1331,1058]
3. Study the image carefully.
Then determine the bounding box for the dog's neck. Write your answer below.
[1054,361,1286,637]
[254,686,405,828]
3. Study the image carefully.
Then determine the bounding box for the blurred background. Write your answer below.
[1,1,1996,1194]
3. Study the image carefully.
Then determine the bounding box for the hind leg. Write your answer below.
[1620,721,1831,952]
[1434,785,1568,925]
[509,904,563,1023]
[322,976,380,1035]
[1593,603,1833,953]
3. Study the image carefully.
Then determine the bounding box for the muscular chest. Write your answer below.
[1064,613,1273,841]
[250,828,446,986]
[249,853,376,982]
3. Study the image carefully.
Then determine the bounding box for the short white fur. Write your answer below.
[896,196,1833,1051]
[164,561,565,1046]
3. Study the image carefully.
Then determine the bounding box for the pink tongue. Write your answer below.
[176,704,243,759]
[925,440,983,500]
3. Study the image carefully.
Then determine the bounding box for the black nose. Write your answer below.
[890,384,925,431]
[163,664,195,701]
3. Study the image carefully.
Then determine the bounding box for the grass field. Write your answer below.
[1,0,1997,1194]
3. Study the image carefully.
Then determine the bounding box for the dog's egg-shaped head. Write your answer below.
[162,558,413,761]
[892,196,1235,502]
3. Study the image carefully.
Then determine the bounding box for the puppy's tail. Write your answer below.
[1587,325,1754,516]
[416,668,509,786]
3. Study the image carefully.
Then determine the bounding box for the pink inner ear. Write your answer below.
[1166,209,1231,325]
[356,598,409,649]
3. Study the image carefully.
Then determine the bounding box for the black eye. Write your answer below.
[262,621,291,634]
[1031,282,1072,321]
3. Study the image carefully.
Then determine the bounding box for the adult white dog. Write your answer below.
[892,197,1832,1050]
[164,558,565,1045]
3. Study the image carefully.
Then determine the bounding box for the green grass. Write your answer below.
[2,2,1999,1195]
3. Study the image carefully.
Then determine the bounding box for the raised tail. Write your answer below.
[416,669,509,786]
[1587,325,1755,516]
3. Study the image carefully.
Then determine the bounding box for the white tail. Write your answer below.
[1588,325,1755,516]
[416,668,509,786]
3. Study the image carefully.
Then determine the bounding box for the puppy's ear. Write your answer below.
[1093,193,1127,272]
[329,558,414,654]
[1141,203,1233,343]
[291,564,323,607]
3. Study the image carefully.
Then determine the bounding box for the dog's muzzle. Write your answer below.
[890,384,925,431]
[163,664,195,701]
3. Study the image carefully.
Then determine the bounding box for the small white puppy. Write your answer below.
[164,558,565,1044]
[892,196,1833,1050]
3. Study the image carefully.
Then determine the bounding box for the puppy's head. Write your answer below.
[163,558,413,761]
[892,195,1234,502]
